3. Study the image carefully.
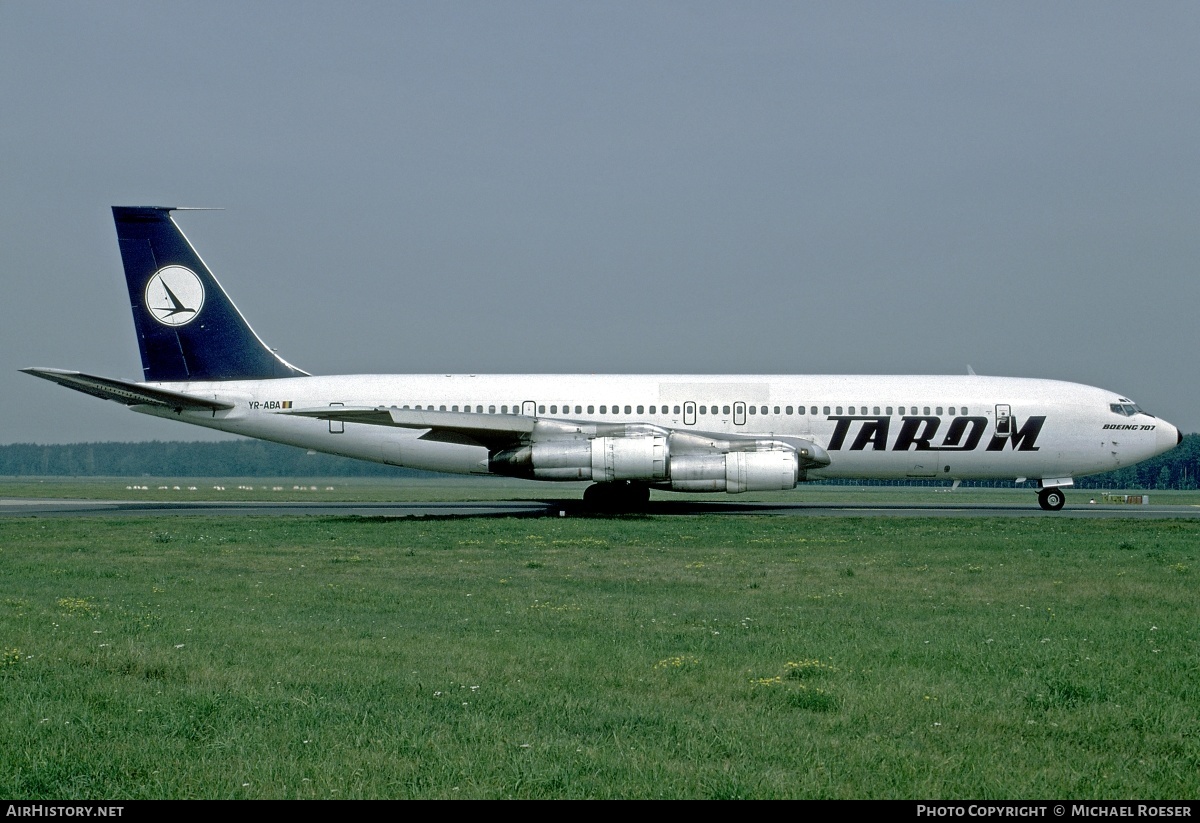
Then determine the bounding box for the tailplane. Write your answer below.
[113,206,307,382]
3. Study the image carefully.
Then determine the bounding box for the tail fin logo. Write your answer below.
[145,266,205,327]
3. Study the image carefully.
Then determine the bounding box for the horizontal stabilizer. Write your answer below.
[21,368,234,412]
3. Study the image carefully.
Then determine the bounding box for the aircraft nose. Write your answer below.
[1157,420,1182,455]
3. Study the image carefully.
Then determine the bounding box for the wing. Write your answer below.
[281,405,830,471]
[21,368,234,413]
[284,405,536,449]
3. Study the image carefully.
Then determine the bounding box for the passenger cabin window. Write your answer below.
[785,406,793,415]
[923,406,930,415]
[936,407,943,415]
[624,405,631,414]
[724,405,732,415]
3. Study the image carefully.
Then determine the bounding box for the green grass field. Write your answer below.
[2,503,1197,798]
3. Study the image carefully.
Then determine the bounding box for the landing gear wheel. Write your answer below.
[583,481,650,512]
[624,482,651,507]
[582,483,605,507]
[1038,487,1066,511]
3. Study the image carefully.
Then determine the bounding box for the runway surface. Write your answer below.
[4,497,1199,519]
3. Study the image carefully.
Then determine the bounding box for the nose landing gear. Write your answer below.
[1038,487,1066,511]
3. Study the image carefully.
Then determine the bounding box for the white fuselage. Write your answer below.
[131,373,1179,486]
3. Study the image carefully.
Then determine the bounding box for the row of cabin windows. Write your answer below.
[399,403,970,417]
[816,406,969,416]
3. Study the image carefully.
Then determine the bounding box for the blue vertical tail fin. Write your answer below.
[113,206,307,382]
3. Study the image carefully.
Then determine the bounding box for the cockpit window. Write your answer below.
[1109,403,1142,417]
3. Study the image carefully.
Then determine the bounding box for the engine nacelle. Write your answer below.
[492,434,808,493]
[669,450,799,493]
[492,436,669,482]
[591,435,668,482]
[527,440,593,480]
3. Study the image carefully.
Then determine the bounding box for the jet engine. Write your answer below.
[668,450,800,492]
[490,431,827,494]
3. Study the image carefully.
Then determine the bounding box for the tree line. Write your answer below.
[0,435,1196,489]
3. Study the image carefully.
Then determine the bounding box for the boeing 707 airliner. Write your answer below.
[23,207,1182,510]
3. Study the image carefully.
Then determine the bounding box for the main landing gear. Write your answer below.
[1037,487,1066,511]
[582,481,652,512]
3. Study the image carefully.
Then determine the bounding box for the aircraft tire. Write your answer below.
[624,482,651,507]
[582,483,606,508]
[583,481,650,512]
[1038,487,1066,511]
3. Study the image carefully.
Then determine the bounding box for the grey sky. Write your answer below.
[3,1,1198,443]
